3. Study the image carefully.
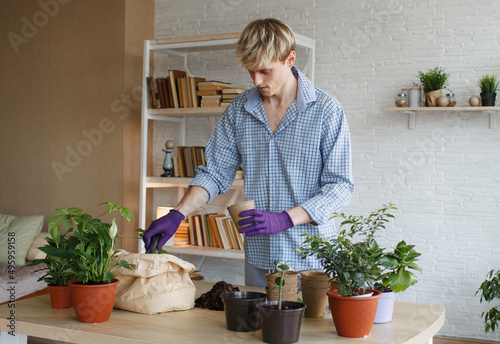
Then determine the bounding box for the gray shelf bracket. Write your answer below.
[402,110,416,130]
[486,111,497,129]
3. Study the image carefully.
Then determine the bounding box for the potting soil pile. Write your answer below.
[195,281,240,311]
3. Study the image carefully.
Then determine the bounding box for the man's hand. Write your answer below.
[238,209,294,236]
[143,209,185,250]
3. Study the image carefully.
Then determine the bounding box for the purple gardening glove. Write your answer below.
[143,209,185,251]
[238,209,294,237]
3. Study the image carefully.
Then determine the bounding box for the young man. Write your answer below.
[143,18,354,287]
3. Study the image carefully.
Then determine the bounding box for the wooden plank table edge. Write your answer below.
[0,282,445,344]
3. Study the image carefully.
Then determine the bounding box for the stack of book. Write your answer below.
[220,88,245,107]
[186,212,244,250]
[174,221,191,246]
[173,146,205,178]
[146,70,207,109]
[198,81,232,107]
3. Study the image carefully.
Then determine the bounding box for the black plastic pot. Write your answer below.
[256,301,306,344]
[481,92,497,106]
[221,291,267,332]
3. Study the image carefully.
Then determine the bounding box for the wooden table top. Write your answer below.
[0,281,444,344]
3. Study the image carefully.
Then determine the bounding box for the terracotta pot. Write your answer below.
[300,271,330,318]
[257,301,306,344]
[47,284,72,309]
[327,288,381,338]
[424,89,442,107]
[68,279,119,323]
[374,291,395,324]
[221,291,267,332]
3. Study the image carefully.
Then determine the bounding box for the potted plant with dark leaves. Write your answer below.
[334,204,422,324]
[417,67,449,106]
[478,74,499,106]
[47,202,135,323]
[299,223,382,338]
[476,269,500,333]
[256,261,306,344]
[26,222,77,309]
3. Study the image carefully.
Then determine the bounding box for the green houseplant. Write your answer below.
[26,227,77,308]
[417,67,450,106]
[476,269,500,333]
[298,203,422,336]
[256,261,306,344]
[478,74,498,106]
[47,202,135,323]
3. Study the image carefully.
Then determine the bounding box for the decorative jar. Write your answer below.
[446,93,456,107]
[395,93,408,107]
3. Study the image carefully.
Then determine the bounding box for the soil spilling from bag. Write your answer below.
[195,281,240,311]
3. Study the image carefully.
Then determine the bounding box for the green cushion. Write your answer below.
[0,214,44,266]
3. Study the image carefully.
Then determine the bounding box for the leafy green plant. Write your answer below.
[376,240,421,293]
[45,202,136,284]
[267,260,291,310]
[478,74,499,94]
[298,204,422,296]
[417,67,449,92]
[26,227,77,286]
[476,269,500,333]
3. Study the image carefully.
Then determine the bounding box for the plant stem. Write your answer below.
[278,270,284,310]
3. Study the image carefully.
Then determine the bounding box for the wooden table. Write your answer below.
[0,281,444,344]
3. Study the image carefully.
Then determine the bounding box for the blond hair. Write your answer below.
[236,18,296,70]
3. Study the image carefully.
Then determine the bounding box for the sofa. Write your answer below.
[0,214,49,303]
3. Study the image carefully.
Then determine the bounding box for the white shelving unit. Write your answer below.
[139,32,315,257]
[384,106,500,129]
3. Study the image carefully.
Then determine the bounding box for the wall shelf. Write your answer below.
[384,106,500,129]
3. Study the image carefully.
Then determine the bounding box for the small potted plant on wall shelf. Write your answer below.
[46,202,135,323]
[478,74,499,106]
[417,67,450,107]
[256,261,306,344]
[476,268,500,333]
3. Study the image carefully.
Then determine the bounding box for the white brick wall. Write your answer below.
[153,0,500,340]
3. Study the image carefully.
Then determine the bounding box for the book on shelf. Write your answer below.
[146,76,160,109]
[184,213,243,250]
[175,222,190,245]
[198,80,232,88]
[173,146,205,178]
[190,76,206,107]
[222,88,245,94]
[168,69,186,108]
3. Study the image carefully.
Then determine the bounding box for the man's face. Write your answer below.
[247,53,295,98]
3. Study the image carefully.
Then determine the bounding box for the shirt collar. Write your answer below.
[244,66,316,114]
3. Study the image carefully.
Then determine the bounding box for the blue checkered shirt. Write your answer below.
[190,66,354,271]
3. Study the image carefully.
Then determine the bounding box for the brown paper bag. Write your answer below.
[111,250,196,314]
